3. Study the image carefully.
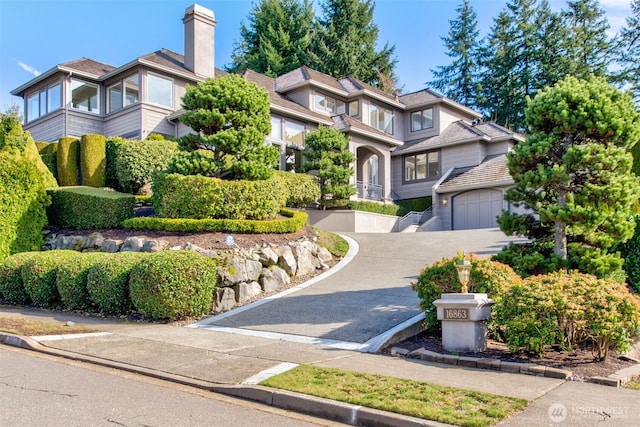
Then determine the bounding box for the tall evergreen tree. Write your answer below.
[307,0,397,92]
[428,0,481,109]
[226,0,314,76]
[562,0,612,79]
[478,0,541,130]
[614,0,640,102]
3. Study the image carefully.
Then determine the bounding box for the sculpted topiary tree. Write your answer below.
[303,126,355,208]
[179,74,279,180]
[498,75,640,276]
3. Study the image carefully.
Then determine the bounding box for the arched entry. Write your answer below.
[356,146,384,201]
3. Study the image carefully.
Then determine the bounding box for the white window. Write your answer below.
[146,73,173,108]
[314,93,345,115]
[26,82,62,122]
[107,82,122,113]
[124,75,139,106]
[284,120,305,145]
[349,100,359,117]
[369,104,393,134]
[411,108,434,132]
[269,116,282,140]
[71,80,100,113]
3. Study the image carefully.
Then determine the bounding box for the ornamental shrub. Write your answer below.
[619,216,640,292]
[21,250,80,307]
[0,251,39,304]
[105,137,127,189]
[152,173,281,220]
[123,209,307,234]
[57,136,80,186]
[412,254,521,330]
[495,271,640,360]
[273,171,320,208]
[56,252,109,309]
[87,252,149,313]
[165,150,219,177]
[47,186,135,229]
[80,134,107,187]
[113,138,180,194]
[129,251,217,320]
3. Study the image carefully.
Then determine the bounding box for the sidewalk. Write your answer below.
[2,230,640,426]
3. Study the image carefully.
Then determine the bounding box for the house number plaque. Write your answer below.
[444,308,469,320]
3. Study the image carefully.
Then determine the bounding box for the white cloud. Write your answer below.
[18,61,41,77]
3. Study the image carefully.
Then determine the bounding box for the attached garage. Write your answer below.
[452,189,504,230]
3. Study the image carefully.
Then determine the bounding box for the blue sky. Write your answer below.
[0,0,632,111]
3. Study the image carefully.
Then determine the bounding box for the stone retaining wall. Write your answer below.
[43,232,334,314]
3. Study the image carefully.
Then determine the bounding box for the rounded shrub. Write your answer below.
[21,250,81,307]
[0,251,39,304]
[129,251,217,320]
[87,252,149,313]
[273,170,320,208]
[495,271,640,360]
[114,139,180,194]
[56,252,109,310]
[412,254,521,329]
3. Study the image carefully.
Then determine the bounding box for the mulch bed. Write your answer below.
[383,328,639,382]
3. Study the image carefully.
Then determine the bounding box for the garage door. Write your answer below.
[452,190,504,230]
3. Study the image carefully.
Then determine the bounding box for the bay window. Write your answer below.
[26,82,61,122]
[146,73,173,108]
[71,80,100,113]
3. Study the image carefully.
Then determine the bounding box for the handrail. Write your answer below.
[398,206,433,231]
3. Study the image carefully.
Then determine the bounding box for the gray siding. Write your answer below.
[390,156,436,200]
[67,111,104,137]
[142,105,176,138]
[441,143,484,171]
[105,106,142,138]
[23,110,65,142]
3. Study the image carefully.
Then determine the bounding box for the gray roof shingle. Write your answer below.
[438,154,513,192]
[60,58,116,77]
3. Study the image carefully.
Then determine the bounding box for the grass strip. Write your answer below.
[260,364,527,427]
[0,313,98,336]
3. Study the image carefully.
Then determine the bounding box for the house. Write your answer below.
[10,3,523,231]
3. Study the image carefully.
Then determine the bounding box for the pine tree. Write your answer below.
[303,126,356,208]
[498,76,640,270]
[428,0,481,109]
[562,0,612,79]
[614,0,640,102]
[179,74,279,181]
[226,0,314,77]
[307,0,397,92]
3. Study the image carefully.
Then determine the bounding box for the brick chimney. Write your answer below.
[183,4,216,77]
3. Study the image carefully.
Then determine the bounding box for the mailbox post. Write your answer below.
[432,257,494,353]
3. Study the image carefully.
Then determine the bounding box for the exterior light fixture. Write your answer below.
[455,258,472,294]
[441,197,448,205]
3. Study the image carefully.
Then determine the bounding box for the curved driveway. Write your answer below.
[195,228,524,349]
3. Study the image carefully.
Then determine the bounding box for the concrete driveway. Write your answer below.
[194,228,523,349]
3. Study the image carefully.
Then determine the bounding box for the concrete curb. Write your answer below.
[1,332,452,427]
[400,347,572,380]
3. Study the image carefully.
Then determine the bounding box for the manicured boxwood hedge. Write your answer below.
[0,251,39,304]
[57,137,80,186]
[47,186,135,229]
[123,209,307,234]
[56,252,109,309]
[21,250,81,307]
[87,252,149,313]
[273,170,320,208]
[152,173,281,220]
[129,251,218,320]
[80,134,107,187]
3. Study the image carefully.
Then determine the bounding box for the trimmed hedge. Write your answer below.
[56,252,109,309]
[129,251,218,320]
[348,200,409,217]
[23,132,57,189]
[113,138,180,194]
[0,251,39,304]
[21,250,80,307]
[80,134,106,187]
[0,152,51,260]
[47,186,135,229]
[87,252,149,313]
[412,254,522,330]
[273,170,320,208]
[57,137,80,186]
[106,137,127,189]
[620,216,640,292]
[123,209,307,234]
[495,271,640,360]
[152,173,281,220]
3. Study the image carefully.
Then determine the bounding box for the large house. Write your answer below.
[11,4,523,231]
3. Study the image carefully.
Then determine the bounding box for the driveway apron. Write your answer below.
[196,228,523,345]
